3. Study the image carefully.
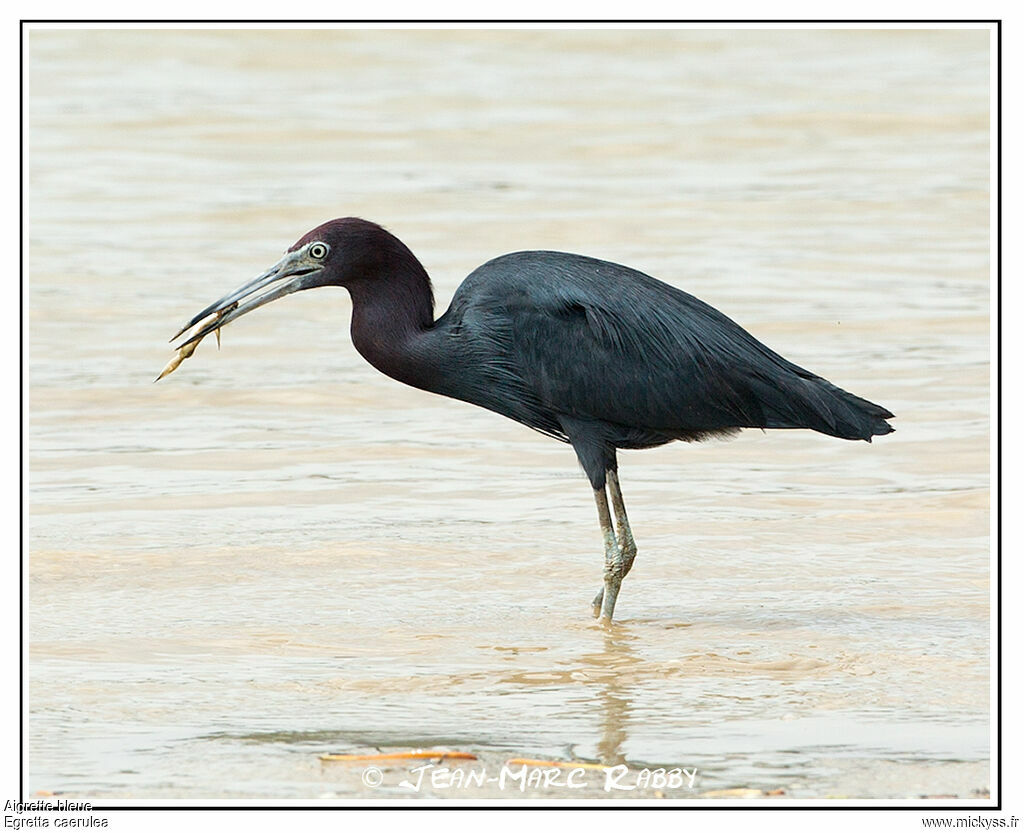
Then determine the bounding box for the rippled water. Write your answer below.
[28,27,991,801]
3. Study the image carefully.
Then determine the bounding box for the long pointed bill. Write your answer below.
[156,247,323,381]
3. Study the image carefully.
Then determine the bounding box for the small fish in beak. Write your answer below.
[154,303,236,382]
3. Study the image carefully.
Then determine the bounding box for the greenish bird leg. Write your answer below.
[591,469,638,620]
[592,484,623,622]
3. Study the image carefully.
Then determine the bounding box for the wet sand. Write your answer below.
[28,27,991,801]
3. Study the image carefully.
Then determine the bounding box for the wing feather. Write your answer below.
[447,252,892,444]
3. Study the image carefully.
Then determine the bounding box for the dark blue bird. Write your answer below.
[168,217,894,622]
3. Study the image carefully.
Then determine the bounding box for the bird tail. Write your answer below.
[755,372,895,441]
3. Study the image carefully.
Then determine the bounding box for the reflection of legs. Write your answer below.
[592,468,638,620]
[592,485,624,622]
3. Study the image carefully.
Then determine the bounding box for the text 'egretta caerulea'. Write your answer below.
[162,218,894,622]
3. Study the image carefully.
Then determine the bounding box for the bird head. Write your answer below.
[169,218,397,351]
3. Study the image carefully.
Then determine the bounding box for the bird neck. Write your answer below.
[347,264,442,391]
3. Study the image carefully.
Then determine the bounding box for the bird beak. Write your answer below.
[170,248,323,349]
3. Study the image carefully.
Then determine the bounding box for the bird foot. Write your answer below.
[591,594,615,624]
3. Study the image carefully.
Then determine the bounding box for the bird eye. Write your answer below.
[309,242,329,260]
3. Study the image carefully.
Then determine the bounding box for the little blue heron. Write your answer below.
[167,218,894,622]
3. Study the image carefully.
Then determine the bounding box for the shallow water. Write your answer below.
[28,27,991,801]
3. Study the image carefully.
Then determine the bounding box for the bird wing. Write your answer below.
[466,252,888,442]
